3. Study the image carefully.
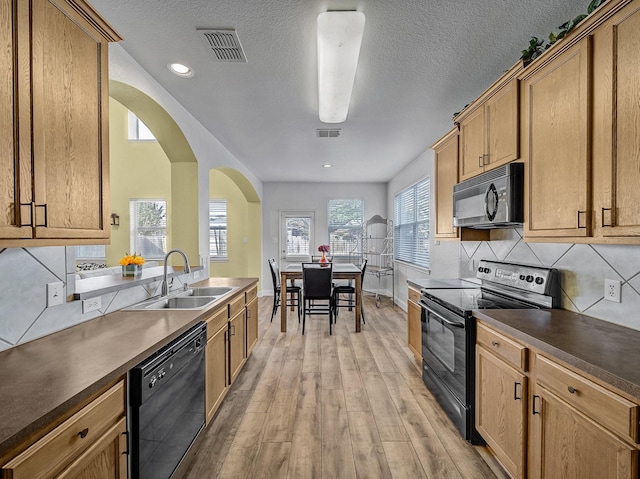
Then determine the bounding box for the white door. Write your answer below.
[279,211,315,269]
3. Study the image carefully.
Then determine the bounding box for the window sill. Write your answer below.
[73,265,204,300]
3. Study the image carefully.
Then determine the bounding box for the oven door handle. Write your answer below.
[419,300,465,328]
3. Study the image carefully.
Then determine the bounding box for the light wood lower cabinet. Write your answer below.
[204,283,258,424]
[407,287,422,361]
[1,380,127,479]
[230,308,246,383]
[246,295,258,357]
[477,321,640,479]
[476,345,527,479]
[206,321,229,425]
[530,385,638,479]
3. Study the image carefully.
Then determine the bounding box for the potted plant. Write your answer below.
[119,253,145,277]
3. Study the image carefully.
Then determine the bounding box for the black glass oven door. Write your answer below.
[420,300,466,404]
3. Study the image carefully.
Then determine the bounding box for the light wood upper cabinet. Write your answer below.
[457,64,520,181]
[433,128,459,239]
[592,1,640,238]
[0,0,121,246]
[521,38,591,239]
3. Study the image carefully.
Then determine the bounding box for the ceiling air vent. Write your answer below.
[198,29,247,62]
[316,129,341,138]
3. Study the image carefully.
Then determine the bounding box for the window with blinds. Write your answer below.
[394,177,430,268]
[209,199,227,260]
[129,199,167,259]
[328,199,363,259]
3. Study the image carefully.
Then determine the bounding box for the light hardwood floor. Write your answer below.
[185,295,507,479]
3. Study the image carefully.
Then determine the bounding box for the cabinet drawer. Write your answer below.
[245,285,258,304]
[536,355,639,443]
[229,294,245,319]
[3,380,125,479]
[408,287,421,304]
[477,322,528,371]
[206,306,228,340]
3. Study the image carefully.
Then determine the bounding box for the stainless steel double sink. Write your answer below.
[126,286,238,311]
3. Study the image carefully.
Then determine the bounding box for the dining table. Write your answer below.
[280,263,362,333]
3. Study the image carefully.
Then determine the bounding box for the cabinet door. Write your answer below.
[522,38,591,238]
[206,323,228,424]
[593,3,640,236]
[459,106,486,180]
[531,386,638,479]
[30,0,110,240]
[434,130,459,239]
[56,417,127,479]
[476,346,527,479]
[486,78,519,169]
[230,309,246,383]
[0,0,32,239]
[246,296,258,357]
[407,297,422,361]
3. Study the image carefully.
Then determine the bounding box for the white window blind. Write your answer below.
[129,199,167,259]
[394,177,430,268]
[328,198,363,259]
[75,245,106,260]
[209,199,227,259]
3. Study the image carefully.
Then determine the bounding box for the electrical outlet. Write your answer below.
[82,297,102,314]
[604,279,621,303]
[46,282,64,307]
[193,270,201,279]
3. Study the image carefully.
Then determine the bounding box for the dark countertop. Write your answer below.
[408,278,480,290]
[474,308,640,402]
[0,277,257,460]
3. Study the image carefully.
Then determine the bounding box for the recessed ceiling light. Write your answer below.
[168,62,194,77]
[323,164,333,168]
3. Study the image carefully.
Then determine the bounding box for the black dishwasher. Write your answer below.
[129,322,206,479]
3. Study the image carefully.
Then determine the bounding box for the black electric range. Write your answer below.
[418,260,559,444]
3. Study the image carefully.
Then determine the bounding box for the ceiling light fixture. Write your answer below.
[323,164,333,168]
[317,11,366,123]
[168,62,194,77]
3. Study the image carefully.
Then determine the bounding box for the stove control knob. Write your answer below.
[478,267,484,273]
[525,275,534,283]
[485,268,491,274]
[535,277,544,285]
[519,274,526,281]
[149,376,157,388]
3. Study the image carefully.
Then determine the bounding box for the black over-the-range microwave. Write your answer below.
[452,162,524,229]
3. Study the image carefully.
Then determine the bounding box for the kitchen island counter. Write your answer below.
[474,308,640,403]
[0,276,257,461]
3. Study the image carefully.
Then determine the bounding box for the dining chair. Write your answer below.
[301,262,334,335]
[268,258,301,322]
[332,259,367,324]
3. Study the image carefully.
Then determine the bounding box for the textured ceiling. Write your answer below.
[91,0,589,183]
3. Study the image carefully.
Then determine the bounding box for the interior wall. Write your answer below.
[108,98,172,265]
[209,169,258,282]
[261,182,387,295]
[387,148,460,310]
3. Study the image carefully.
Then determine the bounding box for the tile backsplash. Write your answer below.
[0,246,195,352]
[459,228,640,331]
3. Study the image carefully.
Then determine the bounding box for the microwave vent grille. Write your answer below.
[453,163,517,192]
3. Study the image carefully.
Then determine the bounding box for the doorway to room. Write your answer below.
[279,211,315,269]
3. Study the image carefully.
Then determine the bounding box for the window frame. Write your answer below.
[327,198,364,262]
[393,177,430,269]
[129,198,167,260]
[209,199,228,261]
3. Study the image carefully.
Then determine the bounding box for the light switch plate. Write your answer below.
[47,282,64,307]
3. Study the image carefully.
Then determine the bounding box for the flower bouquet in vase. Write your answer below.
[119,253,145,277]
[318,244,330,266]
